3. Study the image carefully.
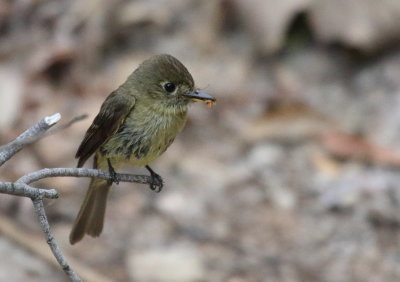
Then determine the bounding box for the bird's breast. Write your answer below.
[100,107,187,166]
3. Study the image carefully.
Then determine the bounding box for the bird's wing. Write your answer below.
[76,91,135,167]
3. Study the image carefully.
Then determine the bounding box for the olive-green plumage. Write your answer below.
[70,54,215,244]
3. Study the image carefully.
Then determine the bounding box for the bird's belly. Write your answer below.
[124,135,175,166]
[100,115,185,166]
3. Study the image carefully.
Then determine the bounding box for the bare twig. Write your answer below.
[0,113,61,166]
[27,114,89,168]
[32,197,82,282]
[0,213,112,282]
[0,113,156,281]
[46,114,88,136]
[0,167,153,200]
[0,181,58,199]
[18,167,152,187]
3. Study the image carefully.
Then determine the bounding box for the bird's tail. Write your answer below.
[69,154,112,244]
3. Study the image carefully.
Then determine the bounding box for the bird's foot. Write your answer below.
[145,165,163,193]
[107,159,119,185]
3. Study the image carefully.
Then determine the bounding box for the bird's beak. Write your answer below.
[184,90,216,106]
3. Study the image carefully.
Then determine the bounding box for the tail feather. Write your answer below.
[69,153,112,245]
[86,185,110,237]
[69,178,110,244]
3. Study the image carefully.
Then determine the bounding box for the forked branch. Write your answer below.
[0,113,155,282]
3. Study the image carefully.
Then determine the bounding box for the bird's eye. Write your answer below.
[164,83,176,93]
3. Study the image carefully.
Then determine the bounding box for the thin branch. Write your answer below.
[0,213,112,282]
[0,182,58,199]
[0,113,61,166]
[0,167,154,282]
[0,112,82,281]
[0,167,153,200]
[32,197,82,282]
[0,112,158,281]
[46,114,88,136]
[18,167,153,186]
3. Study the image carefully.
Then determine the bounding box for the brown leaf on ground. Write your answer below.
[243,98,329,142]
[320,131,400,167]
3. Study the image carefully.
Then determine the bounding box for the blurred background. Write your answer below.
[2,0,400,281]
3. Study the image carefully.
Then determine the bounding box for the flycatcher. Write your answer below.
[70,54,215,244]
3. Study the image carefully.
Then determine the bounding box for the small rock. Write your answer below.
[127,244,205,282]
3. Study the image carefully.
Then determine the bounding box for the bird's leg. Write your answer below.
[145,165,163,193]
[107,159,119,185]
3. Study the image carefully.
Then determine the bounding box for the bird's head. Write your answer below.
[128,54,215,110]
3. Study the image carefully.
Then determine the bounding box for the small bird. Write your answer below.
[70,54,215,244]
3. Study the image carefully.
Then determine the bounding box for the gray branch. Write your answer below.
[33,197,82,282]
[45,114,88,136]
[0,113,155,281]
[0,182,58,199]
[0,113,61,166]
[18,167,152,187]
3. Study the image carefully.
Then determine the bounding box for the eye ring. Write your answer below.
[164,82,176,93]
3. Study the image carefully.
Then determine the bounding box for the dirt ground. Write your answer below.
[2,1,400,281]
